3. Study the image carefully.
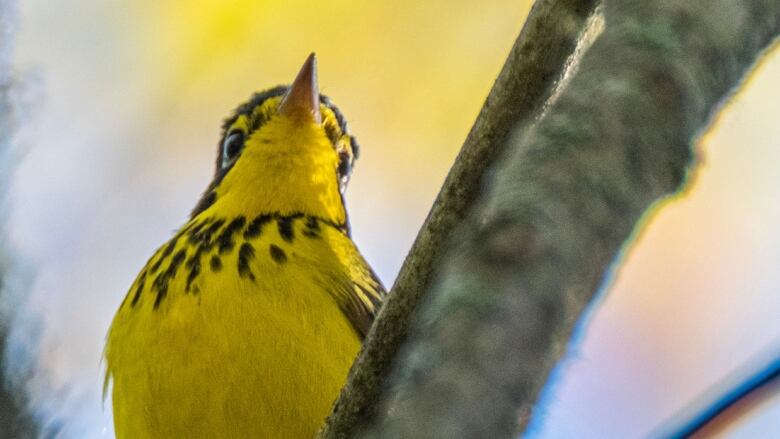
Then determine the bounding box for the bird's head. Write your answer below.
[191,53,358,231]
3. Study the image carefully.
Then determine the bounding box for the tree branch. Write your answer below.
[320,0,600,437]
[325,0,780,438]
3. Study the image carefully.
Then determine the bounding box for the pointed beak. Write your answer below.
[278,53,321,123]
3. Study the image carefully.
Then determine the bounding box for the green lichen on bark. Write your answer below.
[325,1,780,438]
[320,0,601,437]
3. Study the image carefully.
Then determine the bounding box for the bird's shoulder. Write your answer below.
[298,219,386,339]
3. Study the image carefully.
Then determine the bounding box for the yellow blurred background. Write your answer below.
[8,0,780,437]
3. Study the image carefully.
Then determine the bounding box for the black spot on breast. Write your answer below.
[190,218,226,249]
[237,243,256,281]
[152,248,187,309]
[186,219,210,242]
[303,216,321,238]
[186,263,200,294]
[277,216,295,242]
[210,255,223,272]
[217,216,247,254]
[151,237,179,274]
[130,270,147,307]
[269,244,287,264]
[185,248,205,293]
[171,249,187,271]
[244,214,272,239]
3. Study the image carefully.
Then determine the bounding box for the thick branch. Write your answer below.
[352,1,780,438]
[319,1,600,437]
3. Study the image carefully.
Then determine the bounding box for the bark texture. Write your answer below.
[323,0,780,438]
[320,1,600,437]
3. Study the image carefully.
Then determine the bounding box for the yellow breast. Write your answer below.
[106,215,364,438]
[107,58,386,437]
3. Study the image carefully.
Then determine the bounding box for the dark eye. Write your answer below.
[221,131,245,168]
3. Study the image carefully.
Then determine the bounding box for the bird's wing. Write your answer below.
[342,249,386,339]
[321,235,386,340]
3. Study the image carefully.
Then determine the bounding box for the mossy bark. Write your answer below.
[321,0,601,437]
[322,0,780,438]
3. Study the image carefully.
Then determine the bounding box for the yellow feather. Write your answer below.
[105,90,384,438]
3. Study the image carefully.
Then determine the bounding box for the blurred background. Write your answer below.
[5,0,780,437]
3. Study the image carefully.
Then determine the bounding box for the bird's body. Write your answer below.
[105,55,384,438]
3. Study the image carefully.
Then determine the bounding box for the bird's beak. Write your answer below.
[278,53,322,123]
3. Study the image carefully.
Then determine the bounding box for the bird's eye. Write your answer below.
[221,131,245,168]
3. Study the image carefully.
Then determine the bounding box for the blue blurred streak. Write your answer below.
[651,341,780,438]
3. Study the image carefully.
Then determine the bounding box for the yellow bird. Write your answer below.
[104,54,385,438]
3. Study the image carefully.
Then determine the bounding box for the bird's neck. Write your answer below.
[206,151,346,227]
